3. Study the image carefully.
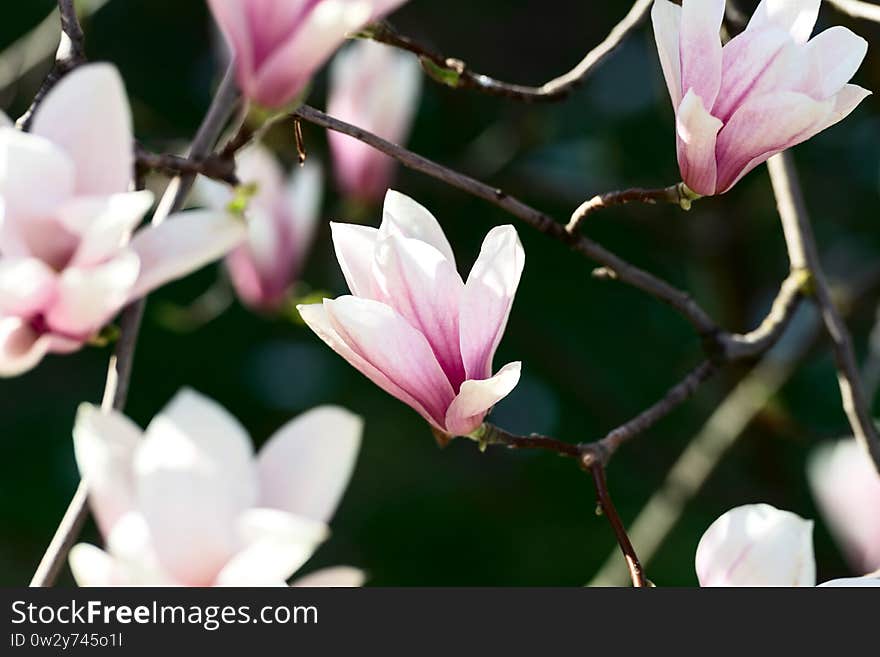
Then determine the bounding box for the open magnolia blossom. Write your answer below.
[696,504,880,587]
[208,0,410,109]
[652,0,870,196]
[328,40,422,202]
[808,439,880,574]
[196,144,323,310]
[70,389,365,587]
[0,64,244,377]
[299,190,524,439]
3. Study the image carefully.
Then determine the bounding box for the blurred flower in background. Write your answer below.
[0,65,244,377]
[207,0,411,108]
[196,144,323,311]
[652,0,870,195]
[808,439,880,575]
[70,389,364,587]
[299,190,524,439]
[328,40,422,202]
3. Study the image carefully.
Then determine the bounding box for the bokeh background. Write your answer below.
[1,0,879,586]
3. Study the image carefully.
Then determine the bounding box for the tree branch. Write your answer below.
[361,0,652,102]
[135,145,239,186]
[566,184,698,234]
[826,0,880,22]
[767,152,880,474]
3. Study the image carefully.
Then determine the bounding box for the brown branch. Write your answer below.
[29,65,241,588]
[826,0,880,22]
[17,0,87,130]
[361,0,652,102]
[135,145,239,186]
[566,184,697,234]
[767,152,880,474]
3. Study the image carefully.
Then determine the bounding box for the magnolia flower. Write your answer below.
[196,145,323,310]
[696,504,880,587]
[327,40,422,202]
[808,439,880,574]
[0,64,244,377]
[299,191,524,439]
[652,0,870,196]
[70,389,365,587]
[207,0,410,109]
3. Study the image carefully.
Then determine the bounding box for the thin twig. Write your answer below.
[767,153,880,474]
[826,0,880,22]
[29,64,241,588]
[16,0,87,130]
[566,184,695,234]
[135,145,239,186]
[362,0,652,102]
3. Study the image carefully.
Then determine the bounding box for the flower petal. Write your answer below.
[134,389,259,585]
[330,222,380,298]
[58,190,155,267]
[381,190,456,266]
[206,0,255,99]
[257,405,363,523]
[748,0,821,44]
[675,89,723,195]
[651,0,683,108]
[284,159,324,265]
[445,362,522,437]
[819,577,880,587]
[696,503,816,587]
[459,225,524,382]
[373,232,466,385]
[292,566,366,587]
[0,258,57,318]
[299,297,455,429]
[45,252,140,338]
[73,403,143,537]
[714,91,833,193]
[0,128,75,222]
[0,317,52,377]
[215,509,330,586]
[799,26,868,100]
[31,64,134,195]
[679,0,725,108]
[68,544,119,587]
[813,84,872,134]
[128,210,246,301]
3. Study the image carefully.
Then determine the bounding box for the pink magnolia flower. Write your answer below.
[652,0,870,195]
[196,144,323,310]
[808,439,880,574]
[327,40,422,202]
[696,503,880,587]
[70,389,365,587]
[0,64,245,377]
[299,190,524,439]
[207,0,410,109]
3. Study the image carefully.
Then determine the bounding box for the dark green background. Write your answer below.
[1,0,878,586]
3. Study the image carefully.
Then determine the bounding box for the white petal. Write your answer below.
[73,403,143,537]
[31,64,134,195]
[696,503,816,586]
[0,317,53,377]
[459,225,524,381]
[330,222,380,298]
[819,577,880,587]
[292,566,366,587]
[68,544,118,587]
[128,210,246,300]
[258,406,363,523]
[381,190,456,266]
[651,0,683,108]
[45,252,140,338]
[215,509,330,586]
[134,389,259,585]
[675,89,723,196]
[445,362,522,437]
[679,0,725,109]
[285,159,324,264]
[748,0,821,44]
[0,128,75,221]
[800,27,868,100]
[0,258,56,317]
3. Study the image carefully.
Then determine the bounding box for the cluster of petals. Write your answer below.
[695,503,880,587]
[652,0,870,195]
[197,144,323,310]
[299,191,524,438]
[70,389,365,587]
[328,40,422,201]
[0,64,244,377]
[208,0,411,108]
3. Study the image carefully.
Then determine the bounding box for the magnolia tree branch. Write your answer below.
[565,184,698,234]
[826,0,880,22]
[135,145,240,186]
[29,56,241,586]
[767,153,880,474]
[361,0,652,101]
